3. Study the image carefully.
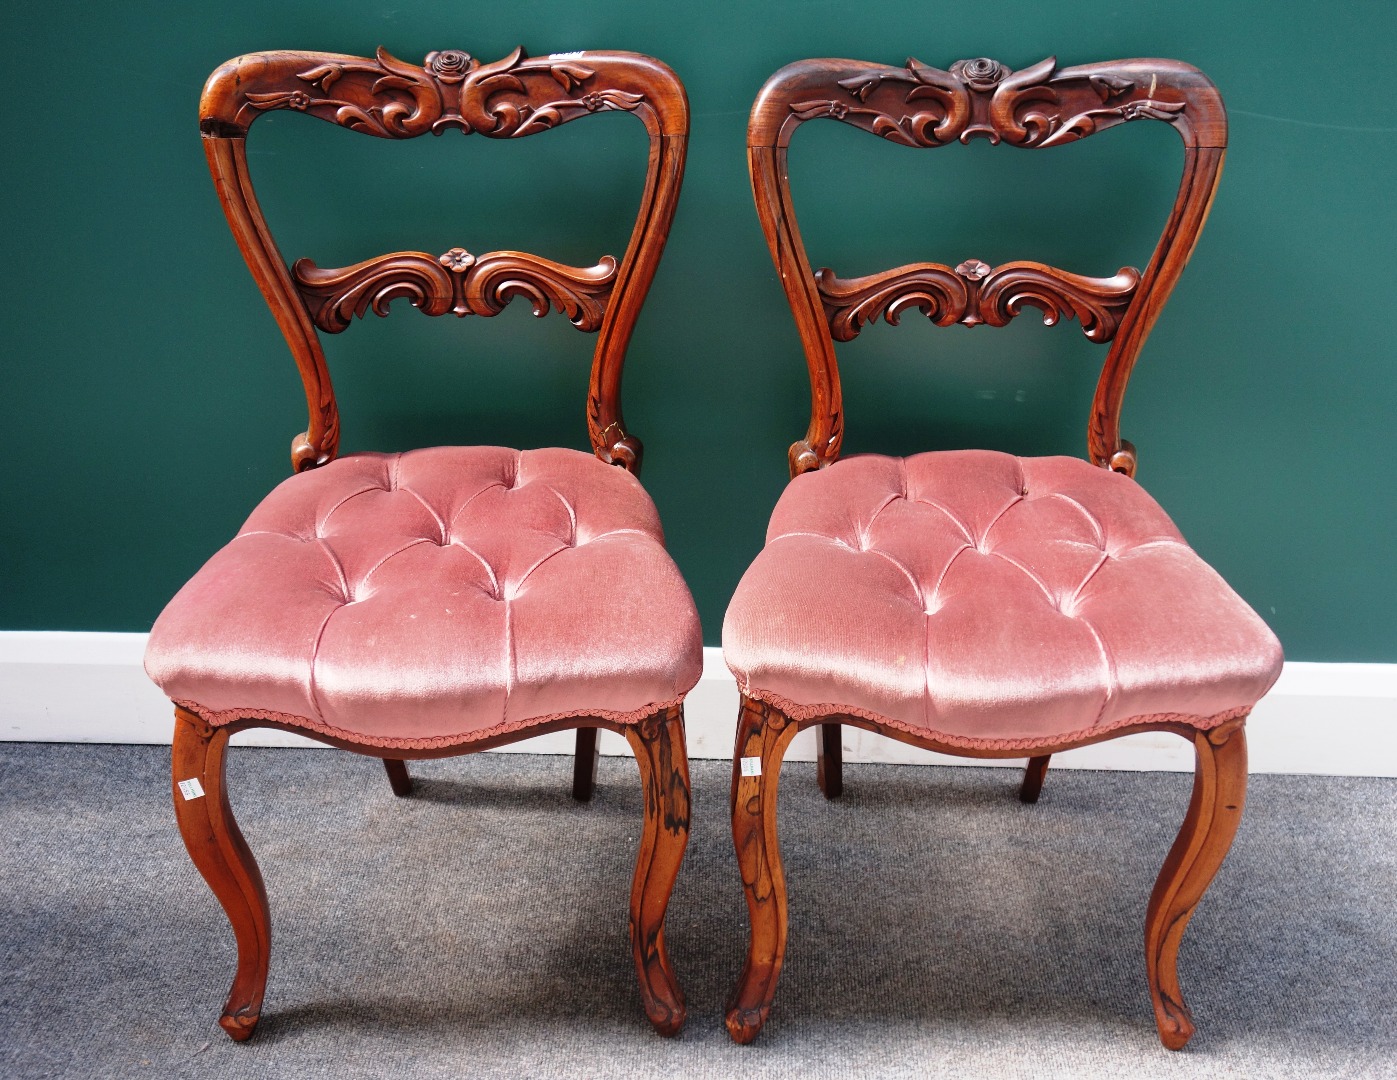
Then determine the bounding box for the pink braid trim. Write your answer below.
[172,695,686,752]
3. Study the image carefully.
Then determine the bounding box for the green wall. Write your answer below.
[3,1,1395,661]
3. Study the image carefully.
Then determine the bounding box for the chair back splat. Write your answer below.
[200,47,689,473]
[746,55,1225,478]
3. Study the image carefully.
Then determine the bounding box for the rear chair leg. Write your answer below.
[573,726,601,801]
[172,706,271,1042]
[382,758,413,797]
[816,722,843,799]
[1020,755,1051,803]
[1145,718,1248,1050]
[623,707,691,1036]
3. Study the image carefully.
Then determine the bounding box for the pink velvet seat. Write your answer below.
[147,446,701,748]
[724,450,1281,748]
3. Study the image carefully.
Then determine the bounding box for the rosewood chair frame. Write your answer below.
[730,55,1241,1049]
[175,45,691,1040]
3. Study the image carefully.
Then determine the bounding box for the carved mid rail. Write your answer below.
[293,248,619,333]
[816,258,1140,342]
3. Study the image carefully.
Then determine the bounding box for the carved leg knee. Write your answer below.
[172,706,271,1041]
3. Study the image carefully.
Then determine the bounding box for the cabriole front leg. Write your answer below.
[171,706,271,1042]
[725,695,800,1044]
[1145,718,1248,1050]
[622,706,691,1036]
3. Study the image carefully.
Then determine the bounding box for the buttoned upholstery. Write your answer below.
[147,446,703,749]
[723,450,1282,748]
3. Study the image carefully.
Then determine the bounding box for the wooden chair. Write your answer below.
[146,46,697,1040]
[724,54,1282,1049]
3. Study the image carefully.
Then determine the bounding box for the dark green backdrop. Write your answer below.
[4,1,1394,660]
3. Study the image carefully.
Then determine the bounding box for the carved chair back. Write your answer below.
[747,56,1226,478]
[201,47,689,474]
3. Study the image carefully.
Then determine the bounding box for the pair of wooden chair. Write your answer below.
[146,45,1282,1051]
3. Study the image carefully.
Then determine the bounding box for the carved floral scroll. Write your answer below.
[786,56,1187,148]
[816,258,1140,342]
[227,46,650,139]
[293,247,618,333]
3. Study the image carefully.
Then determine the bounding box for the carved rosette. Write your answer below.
[790,55,1186,148]
[817,259,1140,342]
[293,247,618,332]
[240,46,648,138]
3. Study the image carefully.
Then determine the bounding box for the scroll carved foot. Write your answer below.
[725,695,800,1044]
[623,707,691,1036]
[1145,718,1248,1050]
[172,706,271,1042]
[573,726,601,802]
[1020,754,1051,803]
[382,758,413,797]
[816,722,843,798]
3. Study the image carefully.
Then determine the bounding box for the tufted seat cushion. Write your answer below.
[723,450,1283,749]
[146,447,703,749]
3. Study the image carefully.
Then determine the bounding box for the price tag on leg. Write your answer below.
[178,778,205,801]
[740,757,762,777]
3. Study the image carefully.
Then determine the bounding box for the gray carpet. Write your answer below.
[1,743,1394,1079]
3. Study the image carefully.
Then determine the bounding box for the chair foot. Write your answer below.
[573,726,601,802]
[1146,718,1248,1050]
[382,758,413,797]
[622,707,691,1036]
[172,706,271,1042]
[1020,755,1051,803]
[726,695,801,1044]
[816,722,843,799]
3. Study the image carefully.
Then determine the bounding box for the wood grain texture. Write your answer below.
[200,46,688,473]
[1146,718,1247,1049]
[747,55,1225,477]
[623,706,691,1036]
[171,706,270,1041]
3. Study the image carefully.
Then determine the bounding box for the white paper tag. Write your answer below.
[178,778,205,801]
[740,757,762,777]
[548,51,586,60]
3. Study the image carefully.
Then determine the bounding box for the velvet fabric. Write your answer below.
[146,447,702,748]
[723,451,1283,749]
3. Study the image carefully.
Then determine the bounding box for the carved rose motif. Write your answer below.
[287,90,312,111]
[955,57,1006,91]
[580,92,605,111]
[438,247,476,272]
[955,259,992,281]
[426,50,473,83]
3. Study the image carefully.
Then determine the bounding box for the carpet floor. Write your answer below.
[0,742,1393,1079]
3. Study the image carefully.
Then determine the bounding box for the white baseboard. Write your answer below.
[1,632,1394,776]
